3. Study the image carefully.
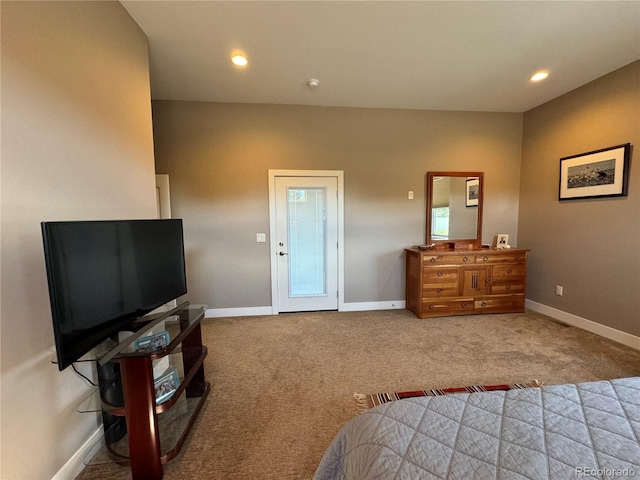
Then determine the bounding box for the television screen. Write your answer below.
[41,219,187,371]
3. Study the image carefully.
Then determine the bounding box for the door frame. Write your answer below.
[268,169,345,314]
[155,174,172,219]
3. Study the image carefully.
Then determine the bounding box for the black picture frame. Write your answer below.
[559,143,631,200]
[465,177,480,207]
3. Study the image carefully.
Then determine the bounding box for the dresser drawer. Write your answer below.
[475,295,525,312]
[422,299,474,316]
[422,254,474,266]
[492,264,526,281]
[490,282,526,295]
[423,267,458,284]
[423,285,459,297]
[477,252,527,264]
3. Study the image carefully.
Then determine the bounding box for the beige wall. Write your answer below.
[1,2,156,478]
[152,101,523,308]
[519,61,640,336]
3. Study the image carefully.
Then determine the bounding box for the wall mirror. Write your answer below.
[425,171,484,248]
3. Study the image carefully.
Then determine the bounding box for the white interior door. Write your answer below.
[274,176,339,312]
[155,174,172,219]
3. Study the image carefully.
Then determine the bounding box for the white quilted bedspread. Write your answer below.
[314,377,640,479]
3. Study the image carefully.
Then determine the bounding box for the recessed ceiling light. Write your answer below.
[530,71,549,82]
[231,54,248,67]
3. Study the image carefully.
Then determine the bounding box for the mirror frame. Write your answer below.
[425,171,484,249]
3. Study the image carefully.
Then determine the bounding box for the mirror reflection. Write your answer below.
[426,171,483,247]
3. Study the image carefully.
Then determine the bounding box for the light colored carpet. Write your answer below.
[75,309,640,479]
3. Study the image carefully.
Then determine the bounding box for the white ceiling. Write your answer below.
[121,1,640,113]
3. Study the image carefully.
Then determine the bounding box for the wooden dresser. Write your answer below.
[405,247,529,318]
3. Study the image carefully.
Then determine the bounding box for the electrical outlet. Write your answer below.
[408,191,414,200]
[555,285,563,296]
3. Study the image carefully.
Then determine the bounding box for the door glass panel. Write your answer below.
[287,187,326,296]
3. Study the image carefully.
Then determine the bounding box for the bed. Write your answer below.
[314,377,640,479]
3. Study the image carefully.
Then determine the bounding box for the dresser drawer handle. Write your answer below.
[482,256,489,262]
[462,302,468,308]
[437,271,443,277]
[463,256,469,263]
[506,285,511,291]
[506,268,513,274]
[429,258,436,263]
[429,305,435,309]
[437,288,443,293]
[480,301,487,307]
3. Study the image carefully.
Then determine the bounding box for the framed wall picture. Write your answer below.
[466,177,480,207]
[559,143,631,200]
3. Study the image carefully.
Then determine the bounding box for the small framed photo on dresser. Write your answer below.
[495,234,509,249]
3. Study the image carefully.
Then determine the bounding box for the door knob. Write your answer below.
[279,251,288,256]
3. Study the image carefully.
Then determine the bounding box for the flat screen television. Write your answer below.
[41,219,188,371]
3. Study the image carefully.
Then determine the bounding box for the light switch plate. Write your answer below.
[256,233,266,243]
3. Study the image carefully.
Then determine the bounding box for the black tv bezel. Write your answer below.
[41,219,188,371]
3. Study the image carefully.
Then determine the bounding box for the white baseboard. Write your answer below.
[341,301,406,311]
[205,306,274,318]
[526,299,640,351]
[52,427,103,480]
[206,301,406,318]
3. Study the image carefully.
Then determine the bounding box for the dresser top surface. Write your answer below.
[406,246,529,255]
